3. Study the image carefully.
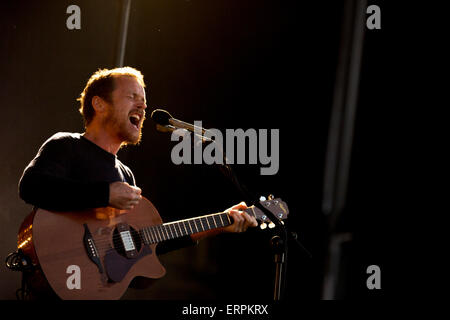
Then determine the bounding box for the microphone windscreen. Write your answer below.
[150,109,172,125]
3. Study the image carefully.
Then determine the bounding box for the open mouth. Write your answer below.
[129,114,141,130]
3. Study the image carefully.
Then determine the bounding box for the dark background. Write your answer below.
[0,0,408,300]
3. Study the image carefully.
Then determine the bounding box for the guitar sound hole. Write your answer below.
[112,226,142,258]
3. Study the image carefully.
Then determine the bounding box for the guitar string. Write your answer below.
[91,224,192,249]
[90,215,231,246]
[90,211,231,243]
[86,223,223,252]
[81,207,265,252]
[86,213,236,251]
[70,207,261,252]
[33,209,266,263]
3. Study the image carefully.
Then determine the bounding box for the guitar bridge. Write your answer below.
[83,224,104,274]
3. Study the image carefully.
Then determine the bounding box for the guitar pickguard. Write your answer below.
[104,245,153,283]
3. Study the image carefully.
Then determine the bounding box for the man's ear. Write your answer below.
[92,96,107,113]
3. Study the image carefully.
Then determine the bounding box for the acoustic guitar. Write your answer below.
[17,196,289,300]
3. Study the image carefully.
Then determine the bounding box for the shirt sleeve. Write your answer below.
[18,137,110,211]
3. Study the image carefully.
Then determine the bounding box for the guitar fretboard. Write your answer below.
[139,211,243,245]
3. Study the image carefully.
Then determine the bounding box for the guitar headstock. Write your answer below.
[247,195,289,230]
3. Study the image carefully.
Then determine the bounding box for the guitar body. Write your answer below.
[17,194,289,300]
[17,197,166,300]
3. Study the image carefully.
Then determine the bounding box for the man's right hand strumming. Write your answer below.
[109,181,142,210]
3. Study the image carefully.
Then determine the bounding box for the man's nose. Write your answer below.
[137,100,147,110]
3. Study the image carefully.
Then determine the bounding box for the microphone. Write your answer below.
[150,109,213,142]
[150,109,208,134]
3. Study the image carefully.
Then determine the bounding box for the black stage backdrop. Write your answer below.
[0,0,406,301]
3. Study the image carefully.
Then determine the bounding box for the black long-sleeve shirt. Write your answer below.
[19,132,195,255]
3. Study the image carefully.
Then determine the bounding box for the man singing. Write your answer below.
[18,67,257,299]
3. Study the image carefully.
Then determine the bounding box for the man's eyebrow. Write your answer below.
[129,91,146,102]
[129,92,145,98]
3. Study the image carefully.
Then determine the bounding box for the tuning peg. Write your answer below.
[268,222,276,229]
[268,194,274,200]
[259,196,266,201]
[260,223,267,230]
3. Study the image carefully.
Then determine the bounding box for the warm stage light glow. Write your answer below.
[18,224,33,249]
[18,236,32,249]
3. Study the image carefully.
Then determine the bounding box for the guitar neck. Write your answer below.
[139,208,254,245]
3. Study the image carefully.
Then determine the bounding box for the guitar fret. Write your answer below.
[168,223,176,238]
[178,223,183,236]
[149,227,156,242]
[145,229,151,244]
[153,226,159,242]
[139,230,145,244]
[145,228,151,244]
[218,214,224,226]
[161,225,167,241]
[152,227,157,243]
[193,219,200,232]
[164,225,170,240]
[168,224,175,239]
[199,218,205,231]
[181,221,188,236]
[207,216,213,229]
[164,225,170,239]
[186,220,193,234]
[172,223,179,237]
[157,226,163,242]
[174,223,180,237]
[157,225,165,241]
[211,215,218,228]
[142,229,148,244]
[214,215,218,227]
[205,217,211,230]
[213,215,221,228]
[178,223,184,236]
[159,225,165,240]
[150,227,158,243]
[163,225,170,240]
[175,223,183,237]
[140,230,148,244]
[152,226,158,242]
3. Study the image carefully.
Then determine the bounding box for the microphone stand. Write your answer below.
[208,134,312,300]
[209,138,290,301]
[199,129,311,300]
[154,116,312,300]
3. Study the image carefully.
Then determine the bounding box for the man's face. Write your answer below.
[103,76,147,145]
